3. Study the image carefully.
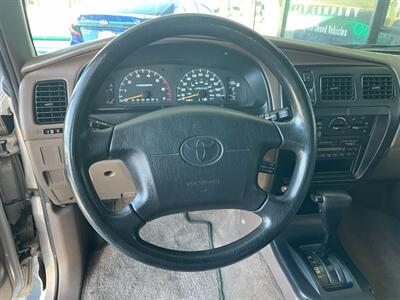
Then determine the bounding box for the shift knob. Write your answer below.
[312,191,352,257]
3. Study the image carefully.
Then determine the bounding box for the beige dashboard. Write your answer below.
[18,37,400,205]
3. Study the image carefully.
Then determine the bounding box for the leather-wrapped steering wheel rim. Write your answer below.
[64,14,316,271]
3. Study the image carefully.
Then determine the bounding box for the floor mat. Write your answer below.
[82,210,284,300]
[340,205,400,300]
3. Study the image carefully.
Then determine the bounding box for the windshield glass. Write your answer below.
[26,0,400,55]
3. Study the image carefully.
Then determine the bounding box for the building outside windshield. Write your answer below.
[25,0,400,55]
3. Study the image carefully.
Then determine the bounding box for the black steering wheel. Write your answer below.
[64,14,316,271]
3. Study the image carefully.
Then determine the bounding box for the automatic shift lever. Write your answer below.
[312,192,352,257]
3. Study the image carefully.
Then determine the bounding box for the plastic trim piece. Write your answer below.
[268,215,375,300]
[0,195,25,298]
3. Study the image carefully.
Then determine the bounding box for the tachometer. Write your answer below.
[118,69,172,104]
[177,68,226,103]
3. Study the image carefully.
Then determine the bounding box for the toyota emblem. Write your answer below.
[180,136,223,166]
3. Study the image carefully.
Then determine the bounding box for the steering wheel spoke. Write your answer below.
[81,127,114,165]
[273,118,308,153]
[102,206,145,243]
[255,192,293,223]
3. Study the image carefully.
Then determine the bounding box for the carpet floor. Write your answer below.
[82,210,284,300]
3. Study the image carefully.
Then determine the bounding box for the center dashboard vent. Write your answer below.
[362,75,394,100]
[34,80,67,124]
[320,75,354,101]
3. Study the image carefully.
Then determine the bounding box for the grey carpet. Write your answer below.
[82,210,284,300]
[340,205,400,300]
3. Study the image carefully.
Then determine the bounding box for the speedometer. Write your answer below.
[118,69,172,104]
[177,68,226,103]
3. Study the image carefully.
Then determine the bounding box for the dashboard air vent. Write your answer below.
[362,75,394,100]
[34,80,67,124]
[320,76,354,101]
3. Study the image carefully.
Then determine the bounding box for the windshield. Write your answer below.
[89,1,176,15]
[26,0,400,55]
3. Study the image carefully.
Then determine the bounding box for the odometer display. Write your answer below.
[177,68,226,104]
[118,69,172,104]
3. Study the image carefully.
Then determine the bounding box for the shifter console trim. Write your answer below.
[303,250,353,291]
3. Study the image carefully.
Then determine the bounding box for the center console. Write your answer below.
[268,208,375,300]
[315,115,373,177]
[276,106,391,187]
[290,65,400,185]
[267,64,400,300]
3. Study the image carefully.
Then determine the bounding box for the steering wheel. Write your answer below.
[64,14,316,271]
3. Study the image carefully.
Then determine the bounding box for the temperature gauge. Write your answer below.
[105,82,115,105]
[227,78,241,103]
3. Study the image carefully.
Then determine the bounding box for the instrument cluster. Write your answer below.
[94,64,256,110]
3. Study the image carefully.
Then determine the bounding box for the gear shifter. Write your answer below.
[312,192,352,257]
[302,191,354,291]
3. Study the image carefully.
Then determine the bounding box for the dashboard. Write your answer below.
[18,37,400,205]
